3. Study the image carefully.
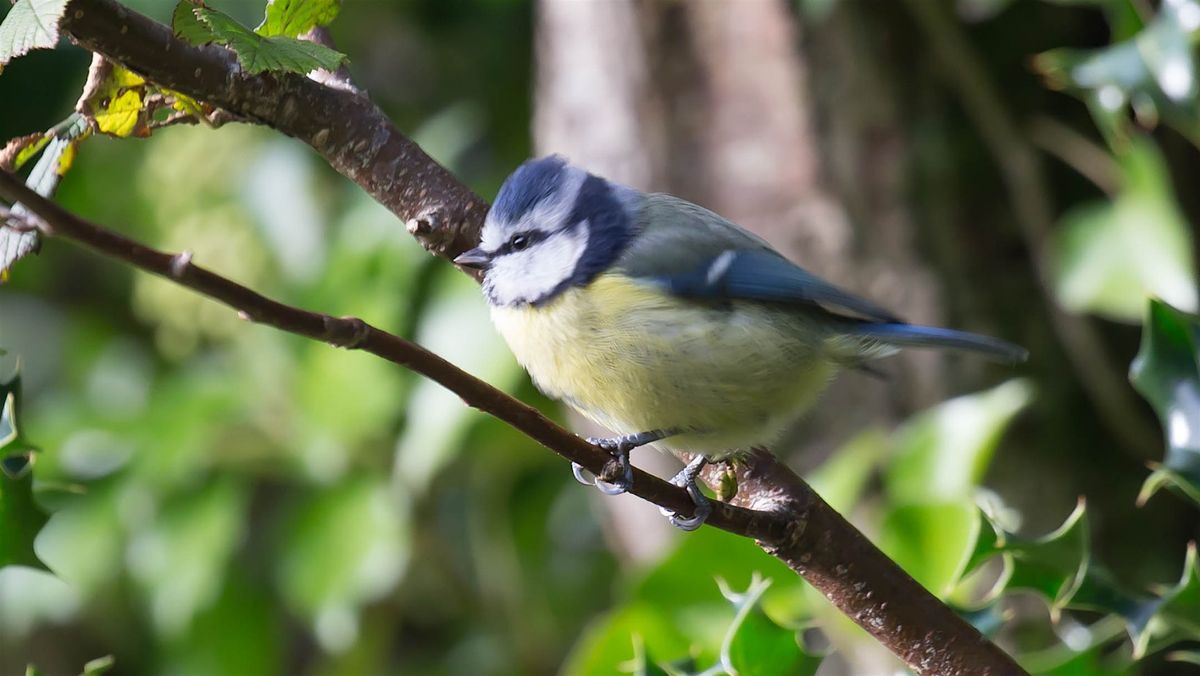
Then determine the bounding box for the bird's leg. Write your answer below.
[659,454,712,531]
[571,429,677,496]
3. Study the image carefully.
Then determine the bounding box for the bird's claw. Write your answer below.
[659,455,712,531]
[571,437,635,495]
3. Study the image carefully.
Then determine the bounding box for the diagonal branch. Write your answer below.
[0,167,1022,675]
[13,0,1029,673]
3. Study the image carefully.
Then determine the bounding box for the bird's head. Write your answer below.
[455,156,637,307]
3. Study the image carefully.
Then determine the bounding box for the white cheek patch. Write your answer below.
[488,225,590,306]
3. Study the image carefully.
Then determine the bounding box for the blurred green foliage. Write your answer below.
[2,0,1200,674]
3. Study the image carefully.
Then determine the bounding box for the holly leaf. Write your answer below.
[717,575,822,676]
[0,0,68,67]
[0,378,49,571]
[968,499,1090,616]
[1032,0,1200,147]
[194,6,347,75]
[1130,299,1200,507]
[1139,543,1200,657]
[1053,141,1197,322]
[1071,566,1162,653]
[256,0,340,38]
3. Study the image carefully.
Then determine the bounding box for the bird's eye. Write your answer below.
[510,234,530,251]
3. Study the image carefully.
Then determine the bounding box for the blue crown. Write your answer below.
[490,155,569,224]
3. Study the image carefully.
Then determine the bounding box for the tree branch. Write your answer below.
[5,0,1029,673]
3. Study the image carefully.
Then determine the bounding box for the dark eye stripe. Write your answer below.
[497,230,548,255]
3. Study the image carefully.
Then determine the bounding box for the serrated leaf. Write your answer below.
[0,379,49,570]
[0,466,48,570]
[718,575,821,676]
[1071,566,1162,646]
[1149,543,1200,647]
[1130,299,1200,506]
[171,1,213,45]
[195,7,347,75]
[256,0,340,38]
[969,500,1090,616]
[1053,141,1197,322]
[0,0,68,66]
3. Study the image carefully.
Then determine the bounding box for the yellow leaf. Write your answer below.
[111,66,145,88]
[164,87,205,117]
[56,139,78,175]
[93,89,144,137]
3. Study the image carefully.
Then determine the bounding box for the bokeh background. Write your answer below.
[2,0,1199,674]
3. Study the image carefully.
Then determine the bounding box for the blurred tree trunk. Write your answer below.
[534,1,945,475]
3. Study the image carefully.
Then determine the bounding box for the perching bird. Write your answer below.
[455,156,1027,530]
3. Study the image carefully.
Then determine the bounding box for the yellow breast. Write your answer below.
[490,273,837,455]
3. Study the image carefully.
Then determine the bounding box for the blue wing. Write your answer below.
[618,193,1027,362]
[650,248,903,323]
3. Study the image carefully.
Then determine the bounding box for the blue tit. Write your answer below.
[455,156,1027,530]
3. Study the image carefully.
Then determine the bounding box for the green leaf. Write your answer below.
[718,575,821,676]
[127,481,247,637]
[1145,543,1200,654]
[276,476,409,652]
[1131,299,1200,506]
[0,376,48,571]
[1070,566,1162,651]
[886,379,1034,505]
[969,499,1090,615]
[0,0,68,67]
[807,428,887,513]
[1053,141,1197,322]
[256,0,340,38]
[194,6,347,75]
[562,604,691,676]
[1032,0,1200,147]
[171,1,213,45]
[880,501,980,597]
[0,451,48,570]
[80,655,114,675]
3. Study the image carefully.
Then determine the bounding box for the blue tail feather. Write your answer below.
[848,323,1028,363]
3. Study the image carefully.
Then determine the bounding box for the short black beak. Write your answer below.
[454,247,491,270]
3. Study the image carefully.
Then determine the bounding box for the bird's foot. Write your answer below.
[570,429,675,495]
[659,454,712,531]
